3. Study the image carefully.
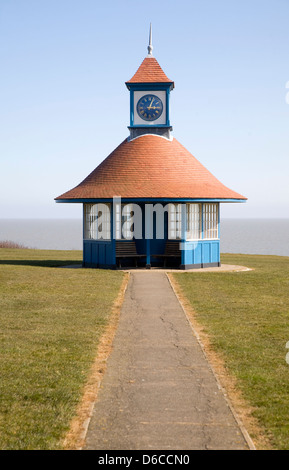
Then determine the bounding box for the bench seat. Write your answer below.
[116,241,146,267]
[152,241,181,267]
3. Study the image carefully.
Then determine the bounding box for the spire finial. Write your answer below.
[147,23,153,56]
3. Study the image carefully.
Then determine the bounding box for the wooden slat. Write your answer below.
[164,241,181,256]
[115,241,146,268]
[116,241,138,257]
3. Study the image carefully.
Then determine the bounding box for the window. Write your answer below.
[84,203,111,240]
[168,203,182,240]
[203,203,219,239]
[115,203,122,240]
[115,203,136,240]
[121,203,134,240]
[186,204,201,240]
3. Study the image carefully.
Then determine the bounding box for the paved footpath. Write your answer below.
[84,272,250,450]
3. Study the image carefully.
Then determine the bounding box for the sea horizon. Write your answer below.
[0,218,289,257]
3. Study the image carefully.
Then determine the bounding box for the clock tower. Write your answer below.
[56,26,247,270]
[125,25,174,140]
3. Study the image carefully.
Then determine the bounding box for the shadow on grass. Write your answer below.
[0,260,83,268]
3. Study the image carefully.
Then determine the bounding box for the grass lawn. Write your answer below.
[0,248,125,450]
[171,253,289,450]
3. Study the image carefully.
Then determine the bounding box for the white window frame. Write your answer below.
[121,203,134,240]
[115,203,137,240]
[84,203,111,240]
[186,203,202,240]
[168,203,182,240]
[203,203,219,239]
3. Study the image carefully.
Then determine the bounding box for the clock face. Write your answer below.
[136,94,164,122]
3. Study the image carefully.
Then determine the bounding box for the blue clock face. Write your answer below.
[136,94,163,122]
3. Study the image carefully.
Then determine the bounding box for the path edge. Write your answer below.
[62,272,130,451]
[166,272,257,451]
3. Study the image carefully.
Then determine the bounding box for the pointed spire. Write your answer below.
[147,23,153,56]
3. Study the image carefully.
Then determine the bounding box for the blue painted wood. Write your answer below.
[82,201,221,268]
[146,238,151,266]
[83,237,220,268]
[182,240,220,266]
[150,238,166,256]
[126,83,173,91]
[130,90,134,127]
[83,241,91,265]
[83,240,115,267]
[202,242,211,263]
[166,88,170,126]
[211,241,220,263]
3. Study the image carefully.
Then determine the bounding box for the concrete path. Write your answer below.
[84,272,250,450]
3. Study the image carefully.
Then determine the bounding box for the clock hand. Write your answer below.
[148,98,154,110]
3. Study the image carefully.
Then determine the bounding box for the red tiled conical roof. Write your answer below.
[55,135,246,201]
[126,57,174,87]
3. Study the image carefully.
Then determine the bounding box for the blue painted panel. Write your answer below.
[135,238,146,254]
[211,241,220,263]
[193,243,202,265]
[106,243,115,265]
[99,244,105,265]
[130,90,134,127]
[181,240,220,267]
[202,242,211,264]
[151,238,166,255]
[83,240,115,267]
[182,241,195,265]
[126,83,173,91]
[182,241,201,265]
[83,239,220,268]
[83,242,92,264]
[92,243,100,264]
[166,88,170,126]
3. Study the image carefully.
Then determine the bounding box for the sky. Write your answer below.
[1,0,289,220]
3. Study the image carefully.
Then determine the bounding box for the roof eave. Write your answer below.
[55,197,247,203]
[125,81,175,91]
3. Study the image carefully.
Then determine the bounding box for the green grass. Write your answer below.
[172,253,289,450]
[0,248,124,450]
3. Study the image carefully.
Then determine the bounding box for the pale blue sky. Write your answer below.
[1,0,289,219]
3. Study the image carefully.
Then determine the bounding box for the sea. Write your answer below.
[0,218,289,257]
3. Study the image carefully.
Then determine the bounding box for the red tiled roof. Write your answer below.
[55,135,246,201]
[126,57,174,87]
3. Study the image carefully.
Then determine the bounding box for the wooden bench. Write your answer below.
[115,241,146,268]
[152,240,181,267]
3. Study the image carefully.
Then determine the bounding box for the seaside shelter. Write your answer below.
[55,28,247,269]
